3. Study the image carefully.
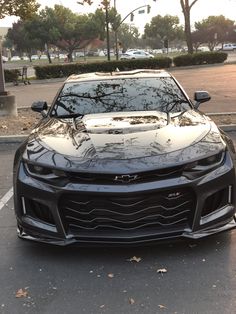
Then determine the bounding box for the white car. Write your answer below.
[153,49,163,54]
[98,51,105,57]
[198,46,210,52]
[10,56,21,61]
[59,53,67,59]
[120,50,154,60]
[2,55,8,62]
[31,55,39,60]
[40,54,48,60]
[221,43,236,51]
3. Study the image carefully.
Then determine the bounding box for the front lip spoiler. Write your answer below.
[17,219,236,247]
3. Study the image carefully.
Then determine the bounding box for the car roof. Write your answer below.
[66,69,172,83]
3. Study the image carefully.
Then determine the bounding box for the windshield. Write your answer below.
[51,77,192,117]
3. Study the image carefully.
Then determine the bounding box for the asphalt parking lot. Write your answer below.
[0,132,236,314]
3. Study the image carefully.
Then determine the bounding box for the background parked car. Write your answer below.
[40,55,48,60]
[22,56,29,61]
[221,43,236,51]
[2,55,8,62]
[120,50,154,60]
[31,55,39,60]
[10,56,21,61]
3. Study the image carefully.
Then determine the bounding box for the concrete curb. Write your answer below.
[207,112,236,116]
[218,124,236,132]
[1,124,236,144]
[0,135,27,143]
[5,77,65,87]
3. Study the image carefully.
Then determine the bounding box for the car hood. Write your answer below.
[23,110,225,173]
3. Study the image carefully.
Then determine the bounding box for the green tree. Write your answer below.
[24,8,63,63]
[27,5,103,62]
[144,15,184,48]
[0,0,39,19]
[79,0,121,60]
[53,6,102,61]
[6,20,43,61]
[195,15,235,51]
[110,23,139,51]
[180,0,199,54]
[0,0,40,94]
[191,29,204,51]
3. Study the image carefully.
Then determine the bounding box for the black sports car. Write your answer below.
[13,69,236,245]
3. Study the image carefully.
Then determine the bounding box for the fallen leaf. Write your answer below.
[128,256,142,263]
[108,273,114,278]
[157,268,168,274]
[189,243,197,248]
[15,289,28,298]
[129,298,135,305]
[158,304,167,309]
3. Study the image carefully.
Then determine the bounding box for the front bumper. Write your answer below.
[14,152,236,246]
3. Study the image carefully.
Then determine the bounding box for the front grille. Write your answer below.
[65,165,184,185]
[59,188,195,234]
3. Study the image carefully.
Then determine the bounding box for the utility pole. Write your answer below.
[114,0,119,60]
[105,4,111,61]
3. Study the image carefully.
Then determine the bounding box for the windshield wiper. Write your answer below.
[165,99,190,116]
[54,113,84,119]
[171,110,188,119]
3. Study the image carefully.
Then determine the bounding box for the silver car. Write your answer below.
[120,50,154,60]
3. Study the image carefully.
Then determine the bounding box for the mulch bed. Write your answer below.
[0,108,236,136]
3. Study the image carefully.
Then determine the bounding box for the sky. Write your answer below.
[1,0,236,34]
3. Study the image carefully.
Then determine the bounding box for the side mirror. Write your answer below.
[194,91,211,108]
[31,101,48,117]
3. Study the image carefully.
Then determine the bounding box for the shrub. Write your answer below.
[4,69,20,82]
[34,57,172,80]
[172,54,193,67]
[173,52,227,67]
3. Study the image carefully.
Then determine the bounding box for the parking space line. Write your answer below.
[0,187,13,211]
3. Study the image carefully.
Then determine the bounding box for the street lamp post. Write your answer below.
[80,0,157,62]
[113,4,151,60]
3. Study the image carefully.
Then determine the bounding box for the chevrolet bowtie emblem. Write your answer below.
[114,174,138,183]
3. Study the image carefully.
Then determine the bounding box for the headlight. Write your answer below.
[183,151,225,179]
[24,162,66,179]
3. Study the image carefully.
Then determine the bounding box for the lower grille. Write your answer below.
[22,197,55,225]
[59,188,195,234]
[202,187,230,216]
